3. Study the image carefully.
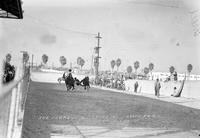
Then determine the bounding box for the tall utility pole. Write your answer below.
[70,62,72,69]
[20,50,27,64]
[91,54,94,74]
[94,32,102,83]
[31,54,34,69]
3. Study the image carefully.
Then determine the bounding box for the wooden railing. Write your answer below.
[0,65,30,138]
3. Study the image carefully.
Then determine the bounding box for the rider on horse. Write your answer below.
[63,69,75,91]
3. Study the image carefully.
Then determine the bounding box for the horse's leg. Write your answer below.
[65,81,70,92]
[72,83,75,90]
[66,85,69,91]
[68,86,71,91]
[86,86,89,91]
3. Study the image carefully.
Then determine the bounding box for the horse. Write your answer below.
[74,77,81,86]
[58,75,90,91]
[80,76,90,91]
[66,76,90,91]
[65,75,75,91]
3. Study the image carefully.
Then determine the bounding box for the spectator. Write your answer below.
[3,54,15,83]
[154,78,161,97]
[174,71,178,81]
[134,81,138,93]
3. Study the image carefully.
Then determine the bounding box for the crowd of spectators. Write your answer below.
[91,72,127,90]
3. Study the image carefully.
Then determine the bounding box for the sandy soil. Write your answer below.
[22,81,200,138]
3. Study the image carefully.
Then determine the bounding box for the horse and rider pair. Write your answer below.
[62,69,90,91]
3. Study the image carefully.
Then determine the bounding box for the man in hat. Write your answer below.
[154,78,161,97]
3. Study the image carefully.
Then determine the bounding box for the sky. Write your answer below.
[0,0,200,74]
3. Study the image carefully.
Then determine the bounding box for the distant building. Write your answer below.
[150,72,200,81]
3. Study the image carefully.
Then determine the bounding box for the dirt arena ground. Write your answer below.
[22,81,200,138]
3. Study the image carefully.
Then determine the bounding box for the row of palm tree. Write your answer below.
[110,58,122,72]
[126,62,154,78]
[127,62,193,76]
[31,53,194,76]
[169,64,193,80]
[121,61,141,75]
[169,64,193,75]
[40,54,86,69]
[110,59,143,74]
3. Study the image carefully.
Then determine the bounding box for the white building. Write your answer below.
[150,72,200,81]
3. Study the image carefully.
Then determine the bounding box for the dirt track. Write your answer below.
[22,81,200,138]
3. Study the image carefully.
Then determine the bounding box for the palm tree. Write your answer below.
[127,66,133,78]
[80,58,85,69]
[169,66,175,74]
[116,58,122,72]
[6,53,12,63]
[77,57,82,68]
[149,63,154,72]
[134,61,140,78]
[149,63,154,80]
[42,54,48,65]
[169,66,175,80]
[187,64,193,80]
[59,56,67,67]
[23,52,29,65]
[110,60,116,72]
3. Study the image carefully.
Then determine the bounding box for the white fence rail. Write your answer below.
[0,59,30,138]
